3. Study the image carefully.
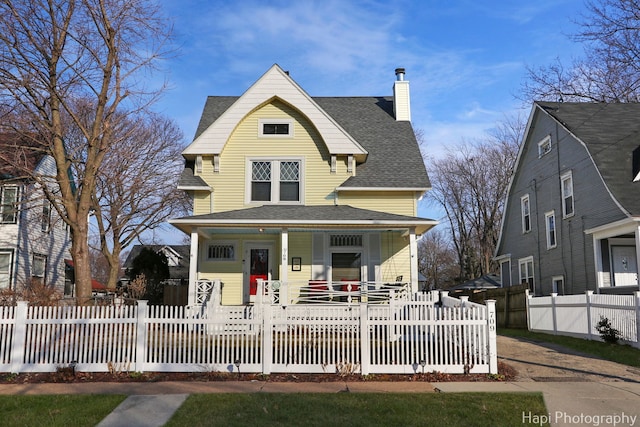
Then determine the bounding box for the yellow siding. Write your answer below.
[193,190,211,215]
[194,101,356,213]
[338,191,419,216]
[379,232,411,283]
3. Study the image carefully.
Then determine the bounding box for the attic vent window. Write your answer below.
[259,119,293,137]
[330,234,362,247]
[538,136,552,158]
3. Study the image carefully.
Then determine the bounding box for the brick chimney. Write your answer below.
[393,67,411,121]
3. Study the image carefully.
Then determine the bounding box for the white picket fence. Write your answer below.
[527,290,640,348]
[0,292,498,375]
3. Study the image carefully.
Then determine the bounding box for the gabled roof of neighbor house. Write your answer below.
[180,65,430,191]
[124,244,190,280]
[535,101,640,216]
[170,205,437,235]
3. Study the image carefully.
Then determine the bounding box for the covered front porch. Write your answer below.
[169,205,437,306]
[588,218,640,294]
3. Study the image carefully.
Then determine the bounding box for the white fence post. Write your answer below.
[10,301,28,374]
[551,293,558,335]
[485,299,498,374]
[635,291,640,347]
[134,300,148,372]
[360,303,370,376]
[585,291,594,340]
[525,289,531,331]
[262,303,273,374]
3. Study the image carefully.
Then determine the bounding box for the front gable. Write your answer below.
[182,64,367,161]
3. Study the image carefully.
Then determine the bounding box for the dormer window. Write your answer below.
[259,119,293,137]
[538,136,552,158]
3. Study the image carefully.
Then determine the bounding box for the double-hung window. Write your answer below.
[32,253,46,285]
[249,159,301,203]
[0,186,18,224]
[521,194,531,233]
[518,256,535,291]
[561,171,574,218]
[0,250,13,289]
[545,211,557,249]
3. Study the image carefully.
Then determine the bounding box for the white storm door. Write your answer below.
[611,246,638,287]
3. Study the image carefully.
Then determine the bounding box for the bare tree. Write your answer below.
[418,229,458,290]
[91,113,187,289]
[426,116,523,282]
[523,0,640,102]
[0,0,172,303]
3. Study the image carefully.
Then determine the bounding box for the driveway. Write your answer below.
[498,335,640,383]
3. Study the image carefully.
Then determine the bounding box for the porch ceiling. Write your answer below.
[169,205,438,236]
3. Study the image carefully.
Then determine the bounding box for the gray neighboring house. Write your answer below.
[0,134,72,295]
[123,245,190,285]
[495,101,640,296]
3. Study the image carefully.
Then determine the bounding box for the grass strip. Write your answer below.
[0,394,126,427]
[166,392,548,427]
[500,328,640,368]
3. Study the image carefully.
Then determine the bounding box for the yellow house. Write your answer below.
[170,64,436,306]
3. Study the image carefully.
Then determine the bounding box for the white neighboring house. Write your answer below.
[0,135,72,295]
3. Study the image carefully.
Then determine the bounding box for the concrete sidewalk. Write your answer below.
[3,379,640,427]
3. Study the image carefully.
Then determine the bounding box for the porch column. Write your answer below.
[281,228,288,283]
[592,234,603,291]
[409,227,418,294]
[188,230,199,306]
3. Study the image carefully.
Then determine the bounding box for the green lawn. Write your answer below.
[0,394,126,427]
[499,328,640,368]
[166,392,548,427]
[0,393,548,427]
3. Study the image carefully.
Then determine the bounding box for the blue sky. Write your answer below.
[151,0,587,242]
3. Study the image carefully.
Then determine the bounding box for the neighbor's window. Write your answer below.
[552,276,564,294]
[545,211,557,249]
[32,253,46,285]
[538,135,552,157]
[561,171,574,218]
[521,194,531,233]
[518,256,535,291]
[41,201,51,232]
[207,243,236,261]
[249,159,301,203]
[0,186,18,224]
[0,250,13,289]
[259,119,293,137]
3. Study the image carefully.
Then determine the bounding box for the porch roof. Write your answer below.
[170,205,437,235]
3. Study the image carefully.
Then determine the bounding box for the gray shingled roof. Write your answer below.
[187,95,430,189]
[536,101,640,216]
[174,204,433,222]
[178,160,209,188]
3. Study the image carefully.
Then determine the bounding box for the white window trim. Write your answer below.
[206,241,238,262]
[258,119,294,138]
[521,194,531,233]
[552,275,564,294]
[42,201,51,233]
[32,253,47,280]
[561,171,574,218]
[0,249,14,289]
[538,135,552,158]
[545,210,557,249]
[0,185,19,224]
[518,256,534,288]
[245,157,304,205]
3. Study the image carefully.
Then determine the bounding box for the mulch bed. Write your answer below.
[0,361,517,384]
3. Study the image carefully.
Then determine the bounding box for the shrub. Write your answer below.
[595,316,621,344]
